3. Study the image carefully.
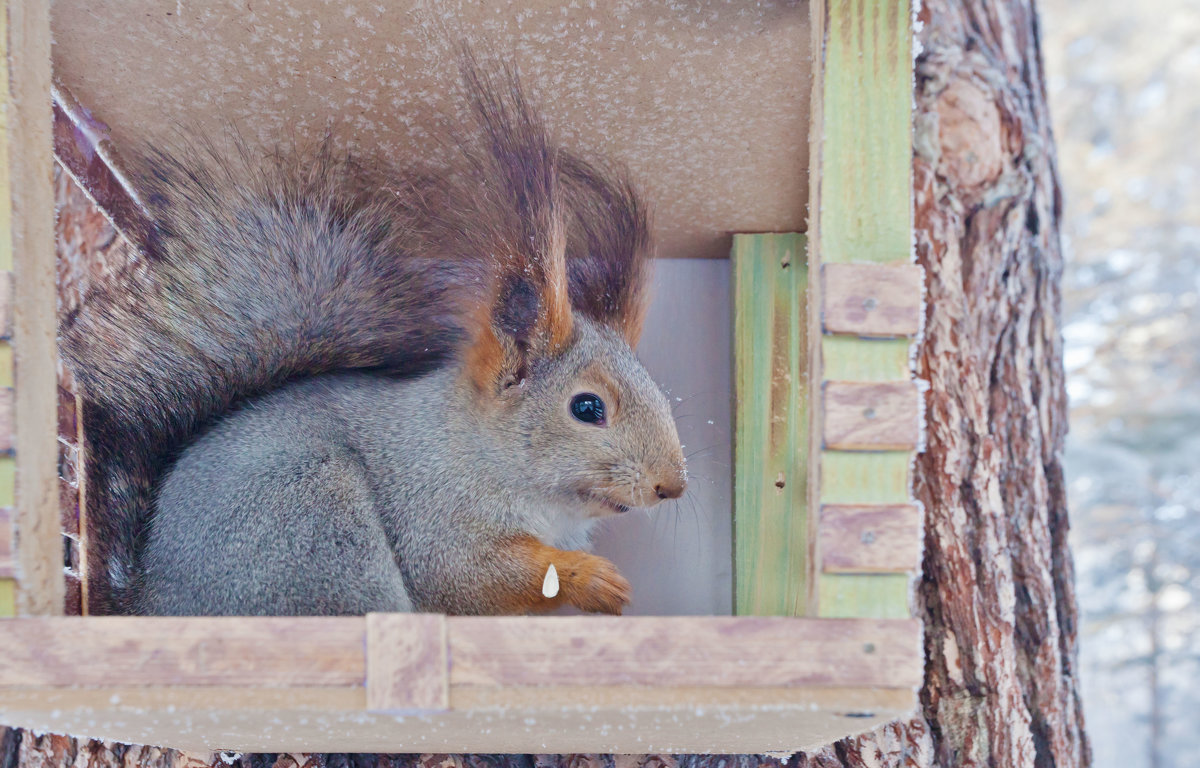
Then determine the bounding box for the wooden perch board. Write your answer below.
[0,614,922,752]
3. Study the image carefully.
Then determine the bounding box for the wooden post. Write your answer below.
[807,0,919,619]
[731,233,810,616]
[1,0,61,616]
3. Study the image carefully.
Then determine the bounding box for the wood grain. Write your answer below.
[0,387,11,453]
[822,263,923,336]
[822,336,912,382]
[817,574,912,620]
[807,0,918,624]
[823,381,920,451]
[0,686,916,754]
[0,617,365,686]
[365,612,448,712]
[51,88,151,250]
[448,616,923,689]
[731,233,810,617]
[4,0,62,616]
[0,615,924,693]
[0,271,11,339]
[819,504,922,573]
[0,505,13,577]
[822,451,911,505]
[818,0,912,266]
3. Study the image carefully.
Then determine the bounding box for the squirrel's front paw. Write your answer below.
[561,554,632,615]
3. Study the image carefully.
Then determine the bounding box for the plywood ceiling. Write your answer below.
[52,1,810,259]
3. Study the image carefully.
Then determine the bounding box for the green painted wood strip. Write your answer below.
[732,233,810,616]
[0,579,14,617]
[818,573,911,618]
[822,336,911,382]
[822,451,911,506]
[811,0,915,620]
[0,343,11,387]
[820,0,912,265]
[0,455,13,507]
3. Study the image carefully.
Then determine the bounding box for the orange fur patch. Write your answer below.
[541,213,575,353]
[488,534,630,615]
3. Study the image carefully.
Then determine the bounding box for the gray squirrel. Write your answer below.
[61,58,687,616]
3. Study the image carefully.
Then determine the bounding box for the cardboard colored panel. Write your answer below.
[823,381,920,451]
[819,504,922,573]
[366,613,448,713]
[51,1,812,260]
[823,263,923,336]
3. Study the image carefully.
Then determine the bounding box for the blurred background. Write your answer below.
[1041,1,1200,766]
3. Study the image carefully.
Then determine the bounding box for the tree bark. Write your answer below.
[2,0,1087,765]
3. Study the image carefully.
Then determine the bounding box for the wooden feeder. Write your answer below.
[0,0,925,754]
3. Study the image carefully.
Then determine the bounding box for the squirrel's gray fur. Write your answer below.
[61,56,686,616]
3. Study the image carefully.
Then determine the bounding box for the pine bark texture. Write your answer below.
[1,0,1088,766]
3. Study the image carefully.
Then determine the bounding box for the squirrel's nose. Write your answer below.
[654,478,686,500]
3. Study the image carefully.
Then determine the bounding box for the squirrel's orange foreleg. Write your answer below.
[489,534,631,615]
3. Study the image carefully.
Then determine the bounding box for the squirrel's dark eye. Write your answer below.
[570,393,606,426]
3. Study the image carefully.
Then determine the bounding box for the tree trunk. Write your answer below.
[2,0,1087,766]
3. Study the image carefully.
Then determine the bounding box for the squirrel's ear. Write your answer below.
[465,234,575,395]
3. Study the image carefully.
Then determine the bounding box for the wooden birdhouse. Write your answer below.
[0,0,925,753]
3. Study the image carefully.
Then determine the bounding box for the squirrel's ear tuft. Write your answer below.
[458,50,576,395]
[560,154,653,346]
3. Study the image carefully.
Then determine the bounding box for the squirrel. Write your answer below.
[61,56,688,617]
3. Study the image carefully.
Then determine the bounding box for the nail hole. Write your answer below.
[863,407,877,419]
[862,642,876,654]
[862,297,878,311]
[780,252,791,268]
[861,530,876,545]
[775,473,786,489]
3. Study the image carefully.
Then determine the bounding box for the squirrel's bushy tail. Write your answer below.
[63,140,477,611]
[62,56,653,614]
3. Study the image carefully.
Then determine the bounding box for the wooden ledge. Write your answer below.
[0,614,922,691]
[0,614,922,752]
